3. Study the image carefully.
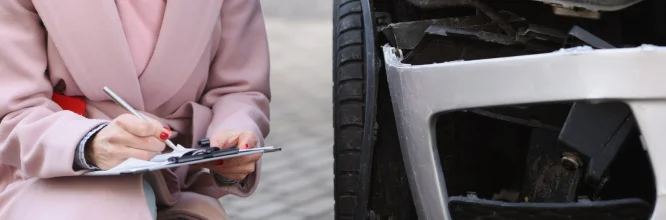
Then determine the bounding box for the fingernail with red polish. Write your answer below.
[163,126,171,132]
[160,132,169,140]
[216,160,224,166]
[245,144,249,149]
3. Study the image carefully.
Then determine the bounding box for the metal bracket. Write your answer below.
[558,102,636,187]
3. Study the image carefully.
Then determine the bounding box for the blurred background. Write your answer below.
[219,0,335,219]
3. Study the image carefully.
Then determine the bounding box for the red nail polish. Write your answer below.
[216,160,224,166]
[160,132,169,140]
[245,144,249,149]
[163,126,171,132]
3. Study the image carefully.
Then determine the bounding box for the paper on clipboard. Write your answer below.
[83,146,280,176]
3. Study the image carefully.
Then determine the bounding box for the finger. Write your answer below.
[215,154,261,167]
[196,153,260,169]
[107,127,166,152]
[145,117,171,141]
[114,114,157,137]
[213,162,256,174]
[237,131,258,149]
[195,159,224,168]
[189,163,207,169]
[211,130,241,149]
[100,142,157,163]
[114,114,170,141]
[113,144,159,161]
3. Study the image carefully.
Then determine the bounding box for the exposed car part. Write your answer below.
[449,196,652,220]
[558,102,636,188]
[383,43,663,219]
[333,0,663,219]
[566,25,617,48]
[552,6,602,19]
[404,0,643,11]
[402,0,469,8]
[380,11,526,50]
[522,129,583,203]
[538,0,644,11]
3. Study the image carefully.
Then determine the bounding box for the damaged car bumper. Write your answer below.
[383,44,666,220]
[405,0,644,11]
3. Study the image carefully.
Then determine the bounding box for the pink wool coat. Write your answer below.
[0,0,271,219]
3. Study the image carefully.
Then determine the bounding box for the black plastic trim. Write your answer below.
[354,0,379,219]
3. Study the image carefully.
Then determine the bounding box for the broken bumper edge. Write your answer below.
[382,44,666,220]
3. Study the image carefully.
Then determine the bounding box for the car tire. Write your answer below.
[333,0,366,219]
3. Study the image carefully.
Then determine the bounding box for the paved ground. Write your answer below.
[219,1,335,219]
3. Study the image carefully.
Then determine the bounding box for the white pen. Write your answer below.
[103,86,180,151]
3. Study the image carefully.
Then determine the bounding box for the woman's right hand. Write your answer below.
[85,114,171,170]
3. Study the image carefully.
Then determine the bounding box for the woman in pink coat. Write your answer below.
[0,0,270,219]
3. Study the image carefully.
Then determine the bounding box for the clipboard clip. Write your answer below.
[167,138,237,163]
[167,138,281,164]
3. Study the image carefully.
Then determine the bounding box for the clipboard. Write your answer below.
[83,140,281,176]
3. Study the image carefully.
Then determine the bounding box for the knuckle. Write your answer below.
[137,122,153,135]
[109,119,122,128]
[115,114,133,124]
[149,118,162,127]
[141,136,154,145]
[114,116,135,131]
[103,124,118,133]
[106,133,121,143]
[140,151,156,161]
[136,136,149,145]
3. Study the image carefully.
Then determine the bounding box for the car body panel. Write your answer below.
[383,44,666,220]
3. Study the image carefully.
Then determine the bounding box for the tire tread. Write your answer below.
[333,0,365,219]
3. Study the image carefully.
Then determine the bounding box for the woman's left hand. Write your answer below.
[197,130,262,181]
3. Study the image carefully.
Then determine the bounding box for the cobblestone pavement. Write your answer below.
[219,1,335,219]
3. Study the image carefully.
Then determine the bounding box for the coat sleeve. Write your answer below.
[195,0,271,198]
[0,0,107,178]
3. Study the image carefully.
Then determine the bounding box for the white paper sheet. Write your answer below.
[150,147,196,162]
[105,158,169,173]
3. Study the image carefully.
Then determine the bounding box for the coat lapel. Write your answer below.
[33,0,145,110]
[139,0,224,111]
